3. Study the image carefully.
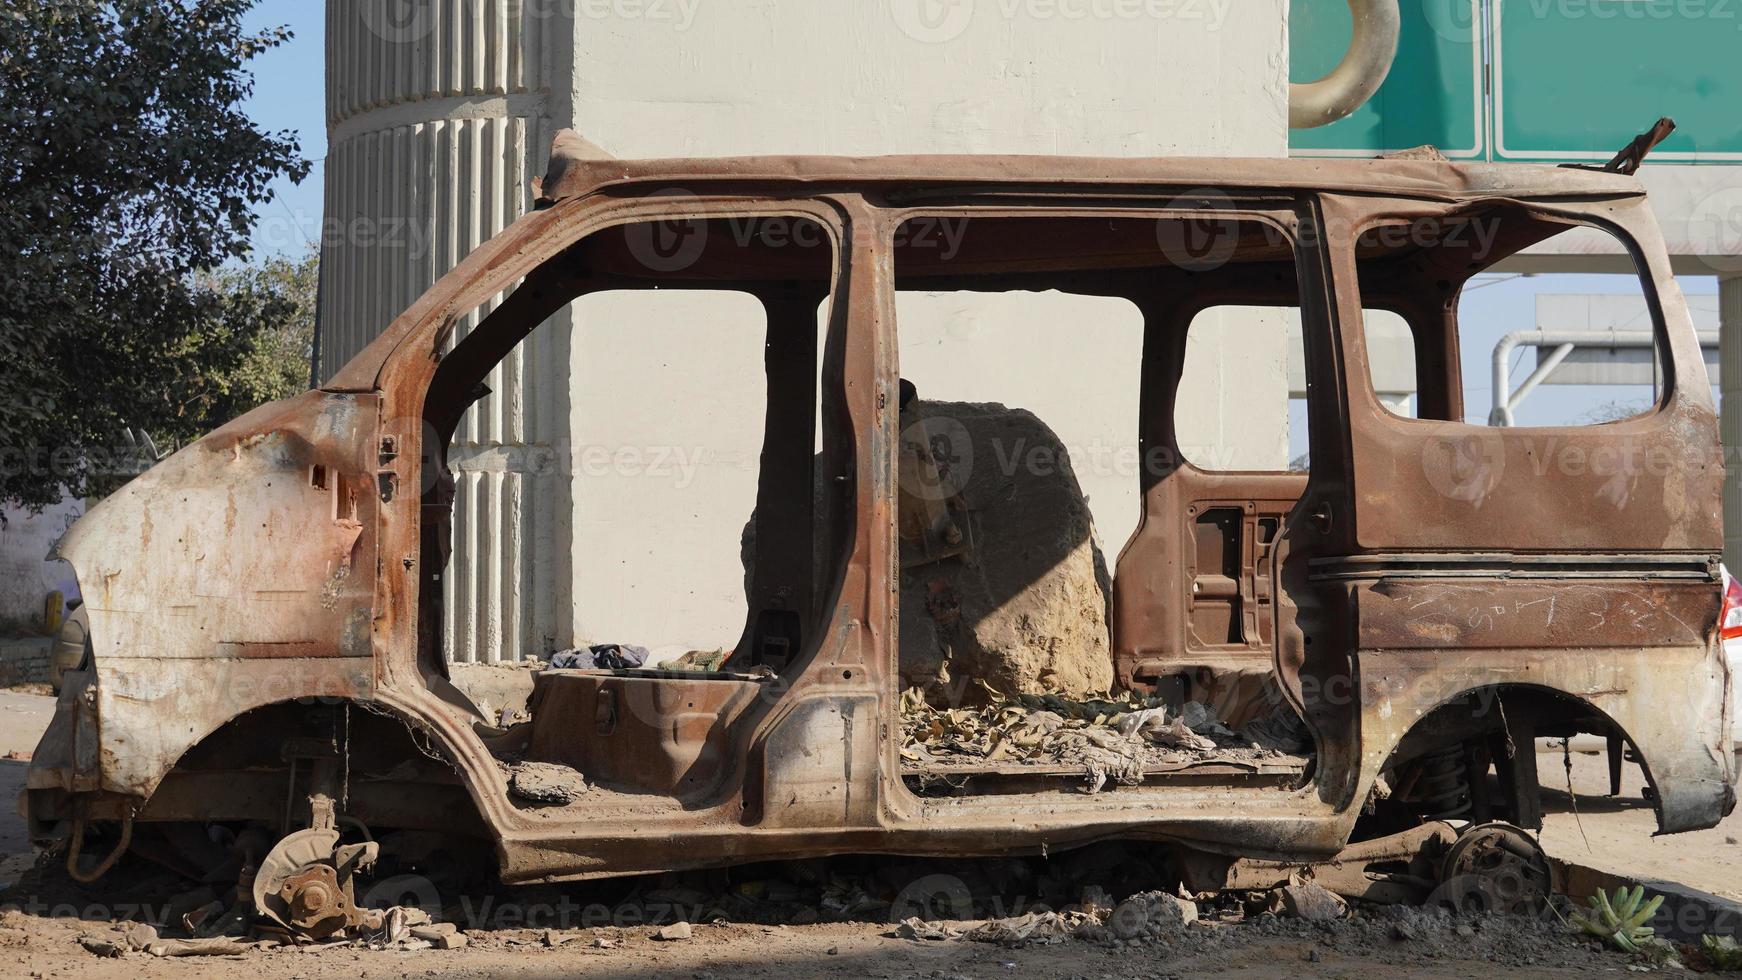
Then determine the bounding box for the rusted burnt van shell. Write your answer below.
[27,152,1737,883]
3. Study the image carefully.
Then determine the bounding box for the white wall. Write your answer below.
[323,1,1293,656]
[566,0,1291,649]
[0,497,83,625]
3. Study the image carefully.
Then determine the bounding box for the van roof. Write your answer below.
[538,152,1647,206]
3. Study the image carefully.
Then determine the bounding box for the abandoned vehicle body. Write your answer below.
[25,140,1741,919]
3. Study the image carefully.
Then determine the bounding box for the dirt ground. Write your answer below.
[0,689,1733,979]
[1539,738,1742,903]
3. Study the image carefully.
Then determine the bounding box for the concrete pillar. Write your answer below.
[321,1,576,662]
[1722,275,1742,568]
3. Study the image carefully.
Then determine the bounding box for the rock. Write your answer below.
[1279,882,1347,922]
[896,400,1115,704]
[1108,891,1198,940]
[507,761,587,804]
[655,921,693,941]
[410,923,459,941]
[122,922,159,951]
[77,934,124,957]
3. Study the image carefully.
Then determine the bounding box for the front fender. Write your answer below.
[28,390,383,799]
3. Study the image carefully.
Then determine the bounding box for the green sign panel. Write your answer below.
[1291,0,1742,163]
[1495,0,1742,162]
[1290,0,1485,159]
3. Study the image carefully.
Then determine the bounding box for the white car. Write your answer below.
[1723,566,1742,786]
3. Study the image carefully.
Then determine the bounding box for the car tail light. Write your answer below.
[1724,572,1742,641]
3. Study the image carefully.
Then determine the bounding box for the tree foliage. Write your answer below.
[0,0,311,508]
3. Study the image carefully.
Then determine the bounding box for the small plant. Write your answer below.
[1569,886,1664,954]
[1704,934,1742,971]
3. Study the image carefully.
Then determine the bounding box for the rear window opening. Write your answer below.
[888,213,1318,798]
[1353,206,1691,429]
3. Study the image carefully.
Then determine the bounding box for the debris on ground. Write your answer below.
[142,937,249,957]
[899,685,1306,791]
[1106,891,1199,940]
[1279,881,1348,922]
[960,909,1100,946]
[1241,701,1313,753]
[503,759,588,804]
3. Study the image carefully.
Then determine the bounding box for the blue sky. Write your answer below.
[240,0,325,260]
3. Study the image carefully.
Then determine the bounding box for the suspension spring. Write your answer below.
[1416,744,1473,820]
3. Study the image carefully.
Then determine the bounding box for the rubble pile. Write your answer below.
[899,685,1310,792]
[73,901,465,958]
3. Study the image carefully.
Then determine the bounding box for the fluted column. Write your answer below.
[320,0,573,662]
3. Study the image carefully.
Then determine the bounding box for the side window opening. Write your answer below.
[890,212,1318,798]
[1355,207,1677,429]
[418,214,848,801]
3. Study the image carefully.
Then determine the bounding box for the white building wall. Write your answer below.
[0,499,84,625]
[324,0,1292,658]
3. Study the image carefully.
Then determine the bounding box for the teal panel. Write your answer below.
[1496,0,1742,161]
[1290,0,1484,157]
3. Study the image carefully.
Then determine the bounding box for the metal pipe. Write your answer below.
[1489,330,1700,427]
[1505,343,1575,420]
[1290,0,1402,130]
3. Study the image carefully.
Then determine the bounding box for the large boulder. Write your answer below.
[898,400,1114,704]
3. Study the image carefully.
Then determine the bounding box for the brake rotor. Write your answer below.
[252,827,380,939]
[1434,821,1555,916]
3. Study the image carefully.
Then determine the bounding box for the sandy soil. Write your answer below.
[1538,739,1742,902]
[0,689,1729,979]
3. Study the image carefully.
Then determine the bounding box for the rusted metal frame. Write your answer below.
[1321,193,1721,555]
[362,196,859,860]
[737,193,885,830]
[1217,191,1361,825]
[1118,274,1307,689]
[1309,194,1735,842]
[869,199,1348,821]
[532,155,1646,218]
